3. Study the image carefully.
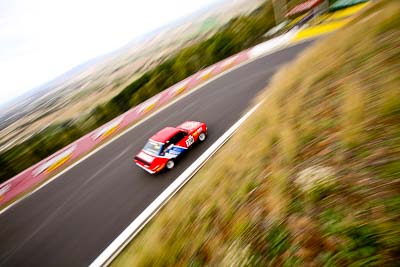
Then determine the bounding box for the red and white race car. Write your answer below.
[134,121,207,174]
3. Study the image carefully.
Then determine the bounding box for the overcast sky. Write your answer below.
[0,0,221,105]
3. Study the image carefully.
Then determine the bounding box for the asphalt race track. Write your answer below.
[0,41,312,267]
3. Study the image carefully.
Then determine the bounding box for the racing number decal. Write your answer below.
[186,135,195,147]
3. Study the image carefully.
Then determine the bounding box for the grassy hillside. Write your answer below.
[113,0,399,266]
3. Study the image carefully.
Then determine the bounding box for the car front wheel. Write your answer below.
[199,132,207,142]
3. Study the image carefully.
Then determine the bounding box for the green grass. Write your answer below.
[112,0,400,265]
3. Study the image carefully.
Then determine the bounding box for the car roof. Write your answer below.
[150,127,181,143]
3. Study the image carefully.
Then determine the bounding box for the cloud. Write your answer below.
[0,0,219,104]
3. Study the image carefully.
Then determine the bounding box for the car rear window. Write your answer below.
[143,140,163,155]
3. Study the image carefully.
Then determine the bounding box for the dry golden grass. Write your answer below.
[113,0,400,266]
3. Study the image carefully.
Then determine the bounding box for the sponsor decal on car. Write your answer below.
[33,145,76,176]
[92,117,124,141]
[185,135,195,147]
[165,146,186,158]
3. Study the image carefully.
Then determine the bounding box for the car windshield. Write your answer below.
[143,140,163,155]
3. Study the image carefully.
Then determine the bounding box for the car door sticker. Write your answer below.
[185,135,195,147]
[165,146,186,158]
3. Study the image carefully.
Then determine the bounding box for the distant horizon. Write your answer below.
[0,17,184,109]
[0,0,227,108]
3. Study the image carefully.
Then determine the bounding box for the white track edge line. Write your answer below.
[90,101,263,267]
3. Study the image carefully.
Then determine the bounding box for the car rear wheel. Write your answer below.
[199,132,206,142]
[166,160,175,170]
